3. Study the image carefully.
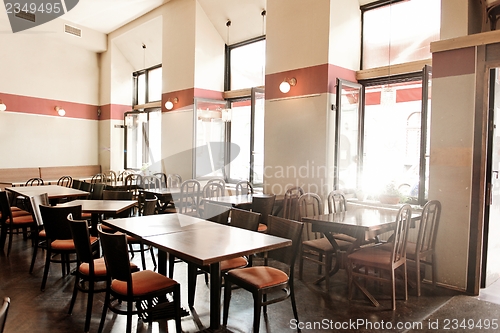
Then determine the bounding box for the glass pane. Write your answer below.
[229,100,251,181]
[362,0,440,69]
[337,83,361,191]
[363,81,423,200]
[252,90,265,184]
[230,39,266,90]
[125,113,143,169]
[148,110,162,173]
[137,73,146,105]
[195,100,228,179]
[148,67,162,102]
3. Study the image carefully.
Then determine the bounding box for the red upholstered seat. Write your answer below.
[227,266,288,289]
[220,257,248,271]
[111,270,177,296]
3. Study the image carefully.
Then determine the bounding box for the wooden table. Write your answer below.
[102,213,291,330]
[6,185,89,200]
[204,194,256,207]
[58,199,137,235]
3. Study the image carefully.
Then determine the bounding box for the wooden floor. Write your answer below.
[1,231,499,333]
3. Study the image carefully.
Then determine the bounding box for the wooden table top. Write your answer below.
[102,213,220,238]
[57,199,137,214]
[6,185,89,199]
[140,187,182,196]
[203,194,263,207]
[145,222,291,266]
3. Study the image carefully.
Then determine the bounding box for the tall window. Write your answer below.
[361,0,440,69]
[226,36,266,90]
[133,65,162,105]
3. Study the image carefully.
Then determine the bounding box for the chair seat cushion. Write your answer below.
[7,214,33,225]
[39,229,46,238]
[257,223,267,233]
[347,247,392,266]
[51,239,76,250]
[227,266,288,289]
[111,270,177,296]
[82,212,92,219]
[80,257,138,276]
[220,256,248,271]
[0,209,30,219]
[100,224,115,233]
[302,237,351,252]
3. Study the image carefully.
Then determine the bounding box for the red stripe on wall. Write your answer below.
[366,91,381,105]
[396,87,422,103]
[162,88,224,112]
[266,64,357,100]
[99,104,132,121]
[0,92,99,120]
[432,47,476,78]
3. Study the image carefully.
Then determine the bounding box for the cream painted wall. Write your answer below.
[429,73,476,290]
[441,0,482,39]
[163,0,196,92]
[0,112,98,168]
[110,43,135,106]
[161,109,194,179]
[328,0,361,70]
[266,0,330,74]
[194,1,225,91]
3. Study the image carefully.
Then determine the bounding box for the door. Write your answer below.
[334,79,364,191]
[482,68,500,288]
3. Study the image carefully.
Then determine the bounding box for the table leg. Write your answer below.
[157,250,167,276]
[209,262,221,330]
[90,213,99,236]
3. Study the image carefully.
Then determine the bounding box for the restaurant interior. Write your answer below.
[2,0,500,332]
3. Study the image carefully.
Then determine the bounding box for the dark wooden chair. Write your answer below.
[91,173,106,184]
[282,186,304,220]
[177,179,201,216]
[166,174,182,188]
[203,202,230,225]
[153,172,167,188]
[28,193,49,274]
[223,216,304,333]
[71,179,83,190]
[0,191,35,256]
[57,175,72,187]
[97,226,182,333]
[39,204,89,291]
[251,194,276,233]
[235,180,253,195]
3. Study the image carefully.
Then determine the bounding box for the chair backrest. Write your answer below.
[327,190,346,214]
[178,179,201,215]
[124,173,143,190]
[203,202,230,224]
[68,215,94,265]
[206,178,226,193]
[57,175,72,187]
[89,183,105,200]
[142,175,162,190]
[98,226,133,285]
[266,215,304,269]
[416,200,442,254]
[167,174,182,188]
[79,181,92,193]
[102,190,134,218]
[230,207,261,231]
[0,192,13,222]
[25,177,44,186]
[153,172,167,187]
[118,170,134,181]
[39,204,82,241]
[71,179,83,190]
[0,297,10,333]
[282,186,304,220]
[91,173,106,184]
[298,193,324,241]
[142,197,157,216]
[202,182,225,199]
[391,204,412,264]
[29,193,49,227]
[251,194,276,226]
[235,180,254,195]
[106,171,117,184]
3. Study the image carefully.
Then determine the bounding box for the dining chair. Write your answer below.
[235,180,253,195]
[97,226,182,333]
[407,199,441,296]
[251,194,276,233]
[0,297,10,333]
[28,193,49,274]
[25,177,44,186]
[124,173,143,202]
[347,204,412,310]
[298,193,351,292]
[206,177,226,193]
[71,179,83,190]
[166,174,182,188]
[105,170,117,184]
[39,204,85,291]
[177,179,201,216]
[142,175,162,190]
[57,175,73,187]
[230,207,261,231]
[153,172,167,188]
[222,215,304,333]
[203,202,230,225]
[91,173,107,184]
[327,190,358,243]
[79,181,92,193]
[89,183,105,200]
[0,191,35,256]
[67,215,128,333]
[282,186,304,220]
[199,181,225,217]
[15,177,44,209]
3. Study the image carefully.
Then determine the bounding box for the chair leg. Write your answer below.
[289,279,299,324]
[7,225,13,256]
[252,291,262,333]
[149,246,157,270]
[126,299,133,333]
[97,291,109,333]
[324,253,332,292]
[29,239,39,273]
[391,268,396,310]
[317,253,323,274]
[403,263,408,302]
[174,284,182,333]
[139,243,147,270]
[298,251,304,280]
[41,249,52,291]
[68,272,79,314]
[187,264,197,307]
[431,253,437,288]
[415,257,422,297]
[223,279,232,326]
[85,279,95,333]
[168,254,175,279]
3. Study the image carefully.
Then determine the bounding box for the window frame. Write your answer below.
[132,64,162,106]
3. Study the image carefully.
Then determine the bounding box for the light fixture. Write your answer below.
[279,77,297,93]
[55,106,66,117]
[165,97,178,110]
[0,100,6,112]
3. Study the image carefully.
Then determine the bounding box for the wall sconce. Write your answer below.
[165,97,178,110]
[0,100,6,112]
[55,106,66,117]
[279,77,297,93]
